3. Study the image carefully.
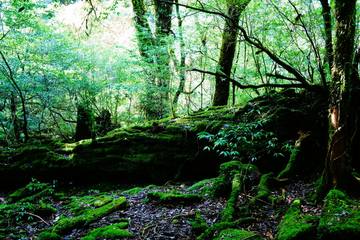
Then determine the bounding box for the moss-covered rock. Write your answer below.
[276,200,317,240]
[214,228,263,240]
[81,221,133,240]
[187,177,226,198]
[1,108,233,185]
[317,189,360,240]
[147,191,203,205]
[66,194,113,215]
[122,187,143,196]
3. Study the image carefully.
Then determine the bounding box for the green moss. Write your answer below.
[219,161,258,178]
[187,177,226,198]
[214,228,262,240]
[0,199,56,227]
[8,179,52,203]
[317,189,360,239]
[66,194,113,215]
[276,200,317,240]
[37,231,61,240]
[147,191,203,205]
[47,197,127,235]
[222,173,242,222]
[81,221,133,240]
[122,187,143,196]
[255,172,274,201]
[190,211,208,235]
[278,147,300,179]
[196,217,255,240]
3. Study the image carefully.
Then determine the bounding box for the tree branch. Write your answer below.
[163,0,310,87]
[189,68,307,90]
[288,0,327,87]
[266,73,298,81]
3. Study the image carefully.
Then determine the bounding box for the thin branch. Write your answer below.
[266,73,298,81]
[49,108,77,123]
[159,0,229,20]
[24,212,50,226]
[0,30,10,41]
[0,50,22,96]
[189,68,307,90]
[288,0,327,87]
[163,0,310,87]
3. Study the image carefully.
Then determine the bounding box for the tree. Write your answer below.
[213,0,250,106]
[321,0,360,193]
[131,0,174,119]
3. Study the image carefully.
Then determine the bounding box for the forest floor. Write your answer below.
[1,178,321,240]
[2,91,359,239]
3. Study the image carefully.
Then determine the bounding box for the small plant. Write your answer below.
[198,120,287,163]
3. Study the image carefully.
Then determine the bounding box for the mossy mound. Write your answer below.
[39,196,127,236]
[187,177,225,198]
[0,180,57,239]
[276,200,317,240]
[1,107,237,186]
[81,221,133,240]
[66,194,113,215]
[8,178,54,203]
[147,191,203,205]
[234,90,328,173]
[214,228,263,240]
[317,189,360,240]
[122,187,144,196]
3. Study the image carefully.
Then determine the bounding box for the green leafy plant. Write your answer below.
[198,121,287,163]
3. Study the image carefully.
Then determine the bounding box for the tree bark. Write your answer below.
[319,0,333,73]
[10,92,20,142]
[323,0,358,193]
[0,50,29,142]
[154,0,173,117]
[131,0,155,63]
[213,0,250,106]
[172,0,186,116]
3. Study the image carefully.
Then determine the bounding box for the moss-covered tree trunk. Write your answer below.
[131,0,173,119]
[10,92,20,142]
[153,0,173,117]
[131,0,155,64]
[322,0,359,193]
[213,0,250,106]
[172,0,186,116]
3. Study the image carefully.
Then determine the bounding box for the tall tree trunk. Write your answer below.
[319,0,333,73]
[172,0,186,116]
[131,0,155,64]
[322,0,358,194]
[0,51,29,142]
[213,0,250,106]
[10,92,20,142]
[131,0,173,119]
[154,0,173,117]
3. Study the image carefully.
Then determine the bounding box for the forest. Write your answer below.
[1,0,360,239]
